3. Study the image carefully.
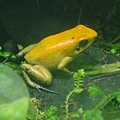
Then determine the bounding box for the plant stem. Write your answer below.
[85,62,120,76]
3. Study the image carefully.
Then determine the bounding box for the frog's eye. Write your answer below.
[76,40,89,51]
[79,40,89,47]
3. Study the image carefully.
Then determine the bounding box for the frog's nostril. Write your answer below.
[72,37,75,39]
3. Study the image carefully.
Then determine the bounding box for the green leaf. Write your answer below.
[2,51,11,57]
[0,51,3,56]
[0,97,29,120]
[44,106,60,120]
[115,90,120,103]
[83,109,104,120]
[110,48,117,54]
[71,112,79,118]
[74,87,83,93]
[0,46,2,50]
[0,64,30,119]
[88,85,105,97]
[0,64,29,104]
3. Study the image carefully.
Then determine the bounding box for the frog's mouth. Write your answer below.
[75,39,95,54]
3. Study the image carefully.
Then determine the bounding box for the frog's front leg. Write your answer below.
[57,56,74,75]
[21,63,57,93]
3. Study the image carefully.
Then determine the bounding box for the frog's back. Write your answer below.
[25,25,97,69]
[24,34,76,69]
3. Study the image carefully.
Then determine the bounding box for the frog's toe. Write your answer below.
[36,85,59,94]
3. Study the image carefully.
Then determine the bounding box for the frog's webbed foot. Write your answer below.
[22,71,59,94]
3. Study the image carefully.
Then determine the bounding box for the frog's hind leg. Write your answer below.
[21,63,58,94]
[22,70,59,94]
[17,44,36,58]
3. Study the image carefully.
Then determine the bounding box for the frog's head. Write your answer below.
[73,25,97,54]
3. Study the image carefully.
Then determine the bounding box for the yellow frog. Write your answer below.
[17,25,97,93]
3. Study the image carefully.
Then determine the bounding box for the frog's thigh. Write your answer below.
[57,56,73,74]
[34,65,52,84]
[21,64,52,85]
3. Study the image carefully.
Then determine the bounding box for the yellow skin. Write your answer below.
[17,25,97,93]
